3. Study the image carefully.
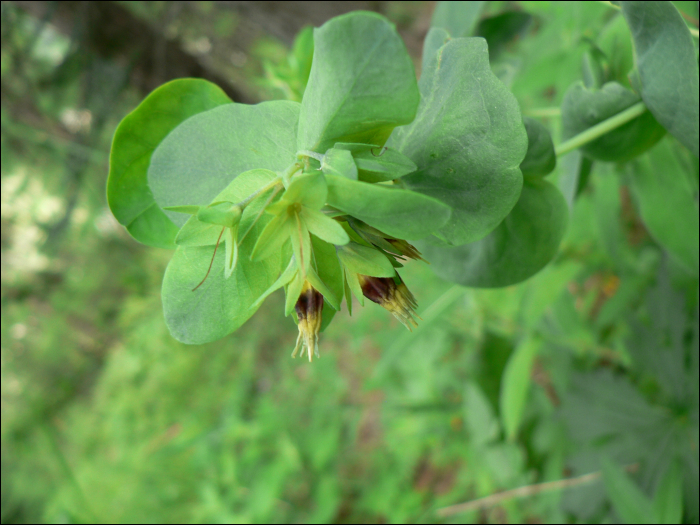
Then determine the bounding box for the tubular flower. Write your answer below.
[358,274,420,331]
[292,281,324,361]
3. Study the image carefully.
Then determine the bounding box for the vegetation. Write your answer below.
[2,1,698,523]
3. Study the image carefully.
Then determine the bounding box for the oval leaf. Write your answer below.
[419,180,568,287]
[108,79,232,248]
[622,1,699,157]
[388,37,527,246]
[149,101,300,228]
[561,81,666,162]
[325,174,451,240]
[298,11,420,152]
[161,213,282,344]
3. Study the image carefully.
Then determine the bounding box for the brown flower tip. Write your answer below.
[358,274,420,331]
[292,280,324,361]
[385,239,427,262]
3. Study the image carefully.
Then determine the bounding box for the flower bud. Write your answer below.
[358,274,419,330]
[385,238,426,262]
[292,281,324,361]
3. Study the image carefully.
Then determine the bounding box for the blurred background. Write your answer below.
[1,1,698,523]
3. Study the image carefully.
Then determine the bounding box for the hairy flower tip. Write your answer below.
[358,275,420,331]
[385,238,427,262]
[292,281,324,361]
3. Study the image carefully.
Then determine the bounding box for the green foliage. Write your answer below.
[622,1,699,157]
[3,1,699,524]
[561,81,666,162]
[107,79,232,248]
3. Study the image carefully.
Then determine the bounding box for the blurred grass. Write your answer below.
[2,1,698,523]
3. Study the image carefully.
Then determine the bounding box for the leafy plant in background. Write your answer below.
[3,0,698,523]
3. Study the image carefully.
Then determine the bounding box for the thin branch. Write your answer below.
[436,464,639,517]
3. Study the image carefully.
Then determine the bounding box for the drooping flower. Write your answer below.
[358,274,420,330]
[292,281,324,361]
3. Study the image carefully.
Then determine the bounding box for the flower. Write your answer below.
[292,281,324,361]
[358,274,420,330]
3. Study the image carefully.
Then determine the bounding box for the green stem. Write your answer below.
[238,177,283,208]
[555,101,647,157]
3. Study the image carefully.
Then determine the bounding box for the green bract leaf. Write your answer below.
[297,11,420,152]
[161,214,282,344]
[419,180,568,287]
[311,236,344,310]
[283,172,327,210]
[175,169,280,247]
[325,174,451,240]
[321,148,358,180]
[520,117,556,179]
[627,139,699,275]
[622,1,699,157]
[301,208,349,246]
[561,81,666,162]
[337,243,395,278]
[149,101,300,228]
[334,143,417,183]
[388,37,527,246]
[108,78,232,248]
[196,202,242,228]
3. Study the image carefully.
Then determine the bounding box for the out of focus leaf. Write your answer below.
[476,12,533,60]
[500,336,540,440]
[520,117,556,179]
[561,81,666,162]
[627,139,699,275]
[622,1,699,157]
[431,1,486,37]
[602,456,655,524]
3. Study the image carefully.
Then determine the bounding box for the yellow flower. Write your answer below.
[358,274,420,330]
[292,281,324,361]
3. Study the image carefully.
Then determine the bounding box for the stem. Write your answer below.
[436,463,639,517]
[555,101,647,157]
[238,178,283,208]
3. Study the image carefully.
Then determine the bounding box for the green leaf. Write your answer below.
[622,1,699,157]
[149,100,300,228]
[334,143,417,183]
[476,12,533,61]
[499,336,540,441]
[558,150,594,208]
[420,180,568,287]
[388,37,527,246]
[251,213,292,262]
[422,27,452,66]
[297,12,420,152]
[321,148,358,180]
[431,1,486,37]
[311,236,344,310]
[163,205,201,215]
[337,243,395,278]
[108,78,232,248]
[176,169,280,247]
[161,216,282,344]
[324,174,451,239]
[464,381,501,446]
[196,202,241,228]
[627,139,699,274]
[652,460,683,524]
[285,172,327,210]
[520,117,556,179]
[561,81,666,162]
[597,13,635,89]
[301,208,349,246]
[601,456,655,524]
